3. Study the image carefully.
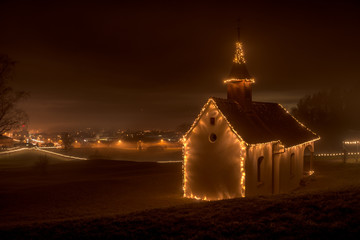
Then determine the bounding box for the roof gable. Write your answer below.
[184,99,245,143]
[212,97,319,147]
[184,97,319,148]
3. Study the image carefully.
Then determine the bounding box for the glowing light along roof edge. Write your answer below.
[224,41,254,83]
[277,103,321,149]
[223,78,255,84]
[183,98,320,149]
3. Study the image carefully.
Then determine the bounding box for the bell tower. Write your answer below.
[224,25,254,109]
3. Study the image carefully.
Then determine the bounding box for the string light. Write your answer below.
[182,138,188,197]
[185,100,319,147]
[183,98,320,200]
[223,42,255,84]
[233,42,246,64]
[183,99,247,200]
[239,141,246,197]
[316,152,360,157]
[344,141,360,145]
[184,98,249,145]
[183,36,321,199]
[277,103,319,138]
[224,78,255,84]
[284,138,319,151]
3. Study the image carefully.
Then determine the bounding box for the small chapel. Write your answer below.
[182,38,320,200]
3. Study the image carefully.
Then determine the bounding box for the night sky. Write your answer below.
[1,0,359,131]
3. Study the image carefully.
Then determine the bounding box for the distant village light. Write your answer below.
[344,141,360,145]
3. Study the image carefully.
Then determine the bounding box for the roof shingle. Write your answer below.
[227,62,252,80]
[212,97,319,147]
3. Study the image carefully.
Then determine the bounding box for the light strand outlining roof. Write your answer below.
[183,98,278,146]
[183,98,247,145]
[277,103,319,137]
[214,97,319,146]
[284,138,319,151]
[183,98,320,148]
[182,98,319,201]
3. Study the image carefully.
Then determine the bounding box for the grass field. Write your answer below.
[2,187,360,239]
[0,149,193,227]
[1,149,360,239]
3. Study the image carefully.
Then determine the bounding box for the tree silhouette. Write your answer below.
[0,54,28,134]
[61,132,74,150]
[176,123,191,134]
[291,88,360,150]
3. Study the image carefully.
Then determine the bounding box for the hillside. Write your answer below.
[1,149,360,239]
[1,187,360,239]
[0,150,193,227]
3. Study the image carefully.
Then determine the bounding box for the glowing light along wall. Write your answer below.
[183,102,246,201]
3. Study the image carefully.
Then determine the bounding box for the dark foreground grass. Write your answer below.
[1,187,360,239]
[0,152,191,226]
[1,152,360,239]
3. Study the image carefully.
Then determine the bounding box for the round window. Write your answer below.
[209,133,217,143]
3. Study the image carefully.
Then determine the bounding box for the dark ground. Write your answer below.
[0,150,193,227]
[2,188,360,239]
[1,149,360,239]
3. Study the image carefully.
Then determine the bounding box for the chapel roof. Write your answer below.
[227,63,252,81]
[211,97,319,147]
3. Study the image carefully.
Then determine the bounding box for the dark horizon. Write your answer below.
[1,0,359,131]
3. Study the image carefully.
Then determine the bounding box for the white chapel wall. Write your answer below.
[184,102,244,200]
[245,142,274,196]
[278,142,315,193]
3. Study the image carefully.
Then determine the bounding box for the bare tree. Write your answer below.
[0,54,28,134]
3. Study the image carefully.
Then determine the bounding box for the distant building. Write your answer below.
[183,40,319,200]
